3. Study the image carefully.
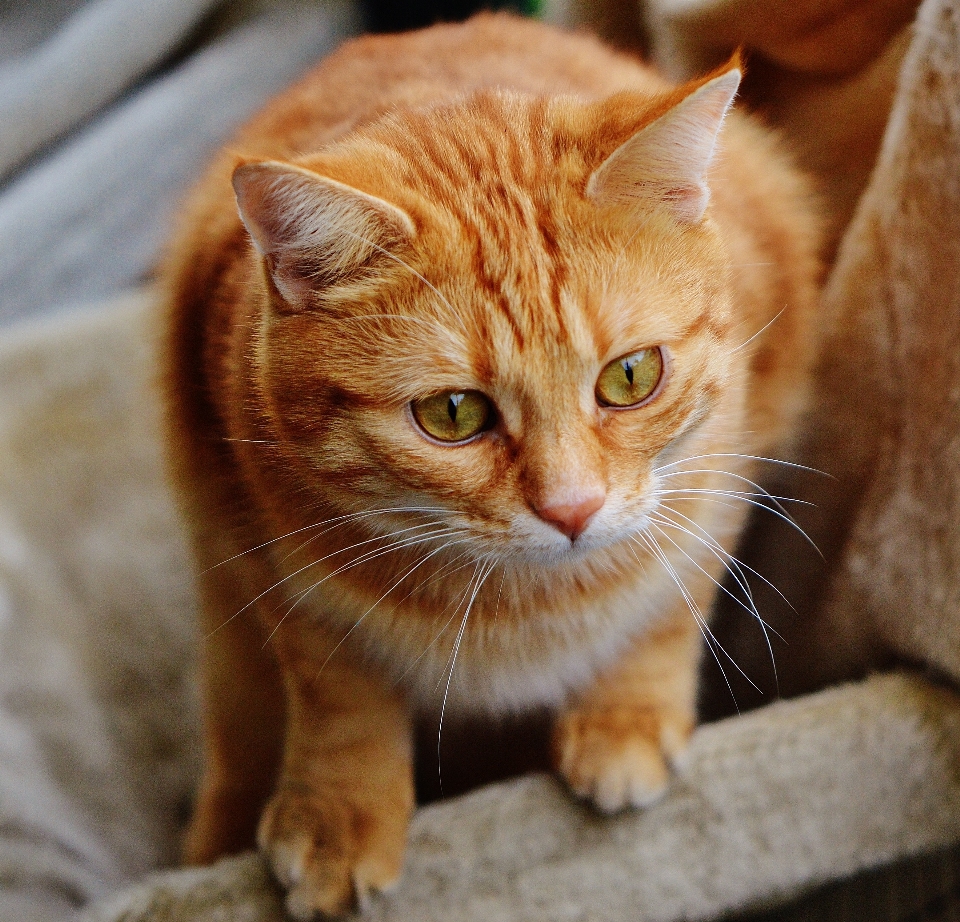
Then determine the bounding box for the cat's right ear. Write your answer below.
[232,161,415,312]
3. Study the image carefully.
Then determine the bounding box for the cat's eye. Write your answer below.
[411,390,493,443]
[596,347,664,408]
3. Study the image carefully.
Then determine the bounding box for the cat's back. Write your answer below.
[232,14,667,158]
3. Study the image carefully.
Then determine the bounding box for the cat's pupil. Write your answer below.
[447,393,463,423]
[623,360,634,385]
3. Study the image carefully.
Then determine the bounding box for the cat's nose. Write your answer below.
[535,491,605,541]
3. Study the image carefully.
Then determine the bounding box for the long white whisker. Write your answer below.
[311,539,469,679]
[269,528,471,633]
[634,532,757,702]
[649,517,780,692]
[394,556,483,686]
[205,505,450,572]
[730,307,784,354]
[653,453,827,477]
[653,504,794,615]
[654,470,821,556]
[437,560,495,796]
[280,516,449,564]
[636,532,741,707]
[211,524,461,639]
[657,487,813,506]
[649,517,761,624]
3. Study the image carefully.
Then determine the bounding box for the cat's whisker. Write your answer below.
[310,539,471,679]
[637,527,765,694]
[633,531,748,707]
[655,486,818,546]
[653,503,794,617]
[653,465,822,556]
[665,486,820,555]
[280,516,451,565]
[433,558,493,694]
[272,534,478,659]
[650,509,761,613]
[492,566,507,626]
[211,524,463,639]
[295,527,471,599]
[657,465,800,504]
[651,511,783,692]
[271,528,466,624]
[392,557,485,687]
[648,516,782,691]
[393,547,478,607]
[437,560,496,795]
[730,307,784,354]
[653,452,827,478]
[656,486,812,506]
[222,438,278,444]
[648,515,762,624]
[204,505,451,572]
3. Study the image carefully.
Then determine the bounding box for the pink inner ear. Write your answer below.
[263,251,318,307]
[232,160,415,311]
[587,69,741,223]
[661,183,710,222]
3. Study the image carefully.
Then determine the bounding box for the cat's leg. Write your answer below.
[257,643,414,920]
[182,564,285,863]
[552,600,703,813]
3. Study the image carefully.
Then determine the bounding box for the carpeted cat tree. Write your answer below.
[2,0,960,919]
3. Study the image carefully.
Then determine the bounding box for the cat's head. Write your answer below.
[232,68,744,570]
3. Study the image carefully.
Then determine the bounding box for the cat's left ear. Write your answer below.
[587,68,741,223]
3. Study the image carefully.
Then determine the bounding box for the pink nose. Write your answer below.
[535,492,605,541]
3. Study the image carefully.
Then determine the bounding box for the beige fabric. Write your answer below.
[0,294,199,922]
[807,0,960,685]
[81,670,960,922]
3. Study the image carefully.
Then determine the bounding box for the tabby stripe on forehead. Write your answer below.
[679,311,731,343]
[534,202,570,341]
[467,221,527,349]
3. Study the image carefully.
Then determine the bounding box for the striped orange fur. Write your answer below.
[161,14,821,918]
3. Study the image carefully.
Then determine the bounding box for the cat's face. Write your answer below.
[236,75,743,570]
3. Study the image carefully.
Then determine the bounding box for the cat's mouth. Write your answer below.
[479,508,655,569]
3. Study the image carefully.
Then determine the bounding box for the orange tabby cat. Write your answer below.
[161,13,820,919]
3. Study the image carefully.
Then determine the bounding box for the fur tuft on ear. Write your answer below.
[587,68,741,223]
[233,161,415,311]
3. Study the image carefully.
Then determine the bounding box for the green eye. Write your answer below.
[411,390,493,443]
[596,347,664,408]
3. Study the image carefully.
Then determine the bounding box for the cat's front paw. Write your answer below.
[553,703,693,813]
[258,786,408,920]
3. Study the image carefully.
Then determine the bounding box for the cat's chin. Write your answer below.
[493,531,637,574]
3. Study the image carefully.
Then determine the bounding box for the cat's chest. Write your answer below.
[305,561,684,715]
